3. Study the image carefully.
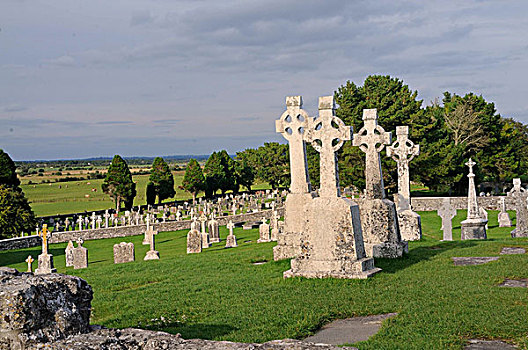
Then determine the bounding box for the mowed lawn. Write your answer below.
[1,210,527,349]
[20,173,272,217]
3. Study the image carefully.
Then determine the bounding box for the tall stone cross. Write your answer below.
[275,96,312,194]
[26,255,34,273]
[227,220,235,236]
[199,213,208,233]
[353,109,392,199]
[38,224,50,255]
[465,158,480,219]
[91,212,96,230]
[437,198,457,241]
[305,96,351,197]
[387,126,420,211]
[77,216,83,230]
[104,210,110,228]
[508,178,526,197]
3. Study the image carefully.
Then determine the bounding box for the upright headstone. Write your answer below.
[273,96,314,261]
[460,158,487,240]
[65,240,75,267]
[208,217,220,243]
[387,126,422,241]
[72,239,88,269]
[199,213,210,248]
[284,96,380,279]
[104,210,110,228]
[113,242,135,264]
[270,210,279,241]
[35,225,57,275]
[353,109,407,258]
[144,230,160,261]
[257,218,271,243]
[437,198,457,241]
[91,212,96,230]
[498,197,512,227]
[225,221,237,248]
[25,255,34,273]
[187,229,202,253]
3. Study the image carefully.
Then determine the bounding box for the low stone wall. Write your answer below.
[0,208,284,251]
[409,196,515,212]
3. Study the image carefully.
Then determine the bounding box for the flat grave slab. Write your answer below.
[498,279,528,288]
[452,257,499,266]
[500,247,526,255]
[303,313,397,345]
[465,339,517,349]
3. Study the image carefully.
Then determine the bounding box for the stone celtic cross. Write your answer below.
[387,126,420,211]
[227,220,235,235]
[305,96,351,197]
[275,96,312,194]
[353,109,392,199]
[38,224,50,255]
[25,255,34,273]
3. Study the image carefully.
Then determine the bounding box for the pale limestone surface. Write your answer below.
[258,219,271,243]
[353,109,407,258]
[208,218,220,243]
[437,198,457,241]
[511,195,528,238]
[225,221,237,248]
[199,214,211,248]
[35,225,57,274]
[187,229,202,254]
[113,242,135,264]
[507,178,526,197]
[274,96,313,261]
[144,230,160,261]
[284,97,379,279]
[498,197,512,227]
[65,240,74,267]
[387,126,421,241]
[72,240,88,269]
[461,159,487,240]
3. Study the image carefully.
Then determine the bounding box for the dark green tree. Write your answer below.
[0,149,21,188]
[146,181,156,206]
[102,155,136,211]
[148,157,175,204]
[256,142,290,189]
[234,155,255,191]
[181,158,206,203]
[218,150,237,193]
[203,151,223,197]
[0,185,36,239]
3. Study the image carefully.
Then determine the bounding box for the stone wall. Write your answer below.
[408,196,515,212]
[0,208,284,251]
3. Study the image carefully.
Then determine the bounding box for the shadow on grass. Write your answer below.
[0,247,66,266]
[156,323,237,340]
[375,240,477,274]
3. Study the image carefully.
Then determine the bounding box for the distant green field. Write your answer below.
[21,173,271,217]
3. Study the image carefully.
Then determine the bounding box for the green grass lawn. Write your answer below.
[20,173,272,217]
[1,210,527,349]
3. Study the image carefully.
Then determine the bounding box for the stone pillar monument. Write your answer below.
[35,224,57,275]
[353,109,408,258]
[273,96,314,261]
[460,158,488,239]
[284,96,380,279]
[387,126,421,241]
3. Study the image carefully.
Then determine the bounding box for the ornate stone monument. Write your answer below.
[113,242,135,264]
[187,229,202,253]
[460,158,487,240]
[72,239,88,269]
[353,109,407,258]
[35,225,57,275]
[225,221,238,248]
[498,197,512,227]
[437,198,457,241]
[273,96,314,261]
[284,96,380,279]
[387,126,421,241]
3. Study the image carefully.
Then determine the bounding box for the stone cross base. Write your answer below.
[397,210,422,241]
[144,250,160,260]
[511,227,528,238]
[461,218,488,240]
[273,193,312,261]
[359,198,407,258]
[225,235,237,248]
[286,197,380,279]
[35,254,57,275]
[498,212,512,227]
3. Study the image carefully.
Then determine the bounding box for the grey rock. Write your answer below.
[452,257,499,266]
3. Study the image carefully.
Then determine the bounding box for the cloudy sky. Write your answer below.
[1,0,527,160]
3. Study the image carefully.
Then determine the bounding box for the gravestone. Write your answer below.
[273,96,314,261]
[353,109,407,258]
[257,218,271,243]
[507,178,526,197]
[208,217,220,243]
[91,212,96,230]
[25,255,34,273]
[386,126,421,241]
[511,195,528,237]
[270,211,279,241]
[437,198,457,241]
[65,240,74,267]
[225,221,238,248]
[72,239,88,269]
[144,230,160,261]
[284,96,380,279]
[479,207,488,230]
[35,225,57,275]
[199,213,210,248]
[187,229,202,253]
[104,210,110,228]
[460,158,487,240]
[113,242,135,264]
[498,197,512,227]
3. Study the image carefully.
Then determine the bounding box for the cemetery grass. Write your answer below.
[1,211,527,349]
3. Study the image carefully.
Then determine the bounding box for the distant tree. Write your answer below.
[0,185,36,239]
[0,149,21,188]
[148,157,175,204]
[217,150,237,193]
[102,155,136,211]
[234,155,255,191]
[146,181,156,206]
[181,158,205,204]
[203,152,223,197]
[256,142,290,189]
